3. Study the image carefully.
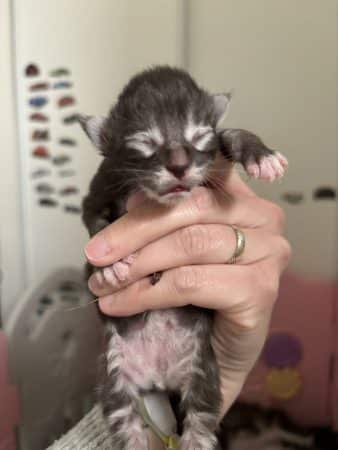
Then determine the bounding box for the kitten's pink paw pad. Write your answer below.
[98,253,137,286]
[111,261,130,281]
[246,162,260,178]
[123,253,138,264]
[246,152,288,182]
[102,266,118,285]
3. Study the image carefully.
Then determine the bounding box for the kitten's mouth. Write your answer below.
[161,184,191,196]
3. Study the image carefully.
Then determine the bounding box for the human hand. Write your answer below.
[85,169,291,421]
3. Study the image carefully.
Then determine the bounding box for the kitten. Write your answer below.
[79,66,287,450]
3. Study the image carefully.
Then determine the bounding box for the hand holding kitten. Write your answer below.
[85,169,291,422]
[81,66,289,449]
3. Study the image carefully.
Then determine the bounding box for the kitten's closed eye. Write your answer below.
[192,129,214,151]
[125,127,164,157]
[185,124,214,152]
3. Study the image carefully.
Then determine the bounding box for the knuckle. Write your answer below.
[178,225,210,258]
[277,237,292,268]
[234,310,262,332]
[266,202,286,231]
[172,266,201,297]
[189,187,215,219]
[263,277,279,304]
[255,270,280,307]
[230,266,282,333]
[244,266,279,314]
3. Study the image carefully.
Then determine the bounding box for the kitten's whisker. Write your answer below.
[205,171,225,185]
[205,178,224,196]
[103,180,133,193]
[204,174,227,196]
[65,298,100,312]
[106,168,151,174]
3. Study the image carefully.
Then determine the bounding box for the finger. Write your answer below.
[88,226,278,297]
[85,186,281,267]
[98,263,274,317]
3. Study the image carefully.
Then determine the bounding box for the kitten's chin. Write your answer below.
[142,186,192,205]
[157,190,191,205]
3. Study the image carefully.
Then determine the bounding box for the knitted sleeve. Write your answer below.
[47,404,165,450]
[47,405,113,450]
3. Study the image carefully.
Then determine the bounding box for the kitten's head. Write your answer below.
[79,66,232,203]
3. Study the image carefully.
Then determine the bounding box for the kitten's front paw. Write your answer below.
[245,152,288,182]
[95,253,137,288]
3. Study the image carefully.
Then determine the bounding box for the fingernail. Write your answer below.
[85,233,111,261]
[88,273,103,291]
[98,296,115,315]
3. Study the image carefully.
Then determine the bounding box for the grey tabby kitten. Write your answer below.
[79,66,287,450]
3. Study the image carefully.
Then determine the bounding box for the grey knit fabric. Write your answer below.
[47,405,167,450]
[47,405,113,450]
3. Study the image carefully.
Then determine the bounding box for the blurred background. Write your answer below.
[0,1,336,449]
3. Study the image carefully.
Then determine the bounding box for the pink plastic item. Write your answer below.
[0,330,20,450]
[241,272,338,429]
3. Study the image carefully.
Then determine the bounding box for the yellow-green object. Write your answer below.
[266,368,302,399]
[137,398,178,449]
[166,434,179,449]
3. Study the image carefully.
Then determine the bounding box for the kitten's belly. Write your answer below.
[107,309,201,391]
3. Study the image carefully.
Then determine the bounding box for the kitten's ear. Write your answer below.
[213,91,233,126]
[77,114,106,148]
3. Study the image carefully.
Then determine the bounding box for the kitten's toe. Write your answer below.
[246,152,288,182]
[122,253,138,265]
[275,151,289,168]
[102,265,118,286]
[245,161,260,179]
[260,157,280,181]
[102,253,137,286]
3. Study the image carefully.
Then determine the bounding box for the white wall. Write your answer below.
[1,0,337,322]
[187,0,337,279]
[1,0,184,321]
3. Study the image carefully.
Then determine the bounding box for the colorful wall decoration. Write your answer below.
[26,63,81,215]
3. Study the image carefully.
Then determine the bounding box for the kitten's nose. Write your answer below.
[166,162,189,179]
[165,147,190,179]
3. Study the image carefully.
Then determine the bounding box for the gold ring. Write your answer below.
[227,226,246,264]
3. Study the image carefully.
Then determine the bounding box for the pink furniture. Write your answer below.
[241,272,338,430]
[0,330,19,450]
[2,270,337,449]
